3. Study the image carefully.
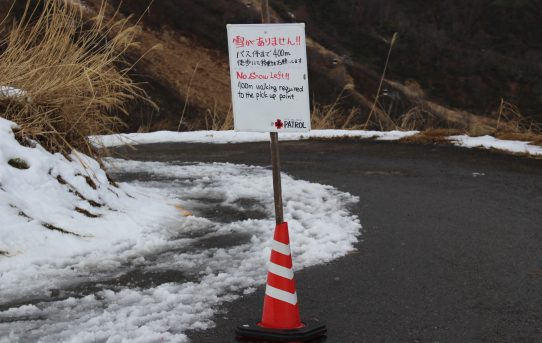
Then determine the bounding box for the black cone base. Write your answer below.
[236,321,327,342]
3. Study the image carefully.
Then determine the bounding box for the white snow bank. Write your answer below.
[91,129,419,147]
[93,129,542,157]
[449,135,542,156]
[0,118,361,342]
[0,117,179,300]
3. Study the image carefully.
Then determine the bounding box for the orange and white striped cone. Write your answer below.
[236,222,327,342]
[260,221,301,329]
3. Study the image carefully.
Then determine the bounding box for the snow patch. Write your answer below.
[91,129,419,147]
[449,135,542,156]
[0,86,26,98]
[0,117,179,301]
[93,129,542,157]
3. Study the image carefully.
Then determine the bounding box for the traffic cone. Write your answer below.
[236,222,327,342]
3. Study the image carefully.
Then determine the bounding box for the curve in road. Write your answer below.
[112,140,542,343]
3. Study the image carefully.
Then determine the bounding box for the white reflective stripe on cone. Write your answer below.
[268,262,294,279]
[265,284,298,305]
[272,240,291,255]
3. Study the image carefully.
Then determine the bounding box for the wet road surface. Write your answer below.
[112,139,542,343]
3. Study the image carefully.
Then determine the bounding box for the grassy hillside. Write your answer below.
[289,0,542,122]
[1,0,540,139]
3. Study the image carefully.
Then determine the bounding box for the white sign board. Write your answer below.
[227,23,310,132]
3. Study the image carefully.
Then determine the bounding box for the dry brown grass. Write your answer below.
[311,102,361,130]
[400,128,463,145]
[398,98,542,147]
[203,100,233,130]
[493,98,542,135]
[485,98,542,146]
[311,90,542,149]
[397,106,439,131]
[364,32,398,129]
[311,87,362,129]
[177,62,199,131]
[0,0,152,159]
[311,102,339,130]
[496,98,522,131]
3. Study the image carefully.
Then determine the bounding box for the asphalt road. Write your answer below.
[112,139,542,343]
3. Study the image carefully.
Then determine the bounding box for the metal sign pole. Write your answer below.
[262,0,284,225]
[270,132,284,224]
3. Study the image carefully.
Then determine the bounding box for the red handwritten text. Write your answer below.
[232,35,302,48]
[236,71,290,81]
